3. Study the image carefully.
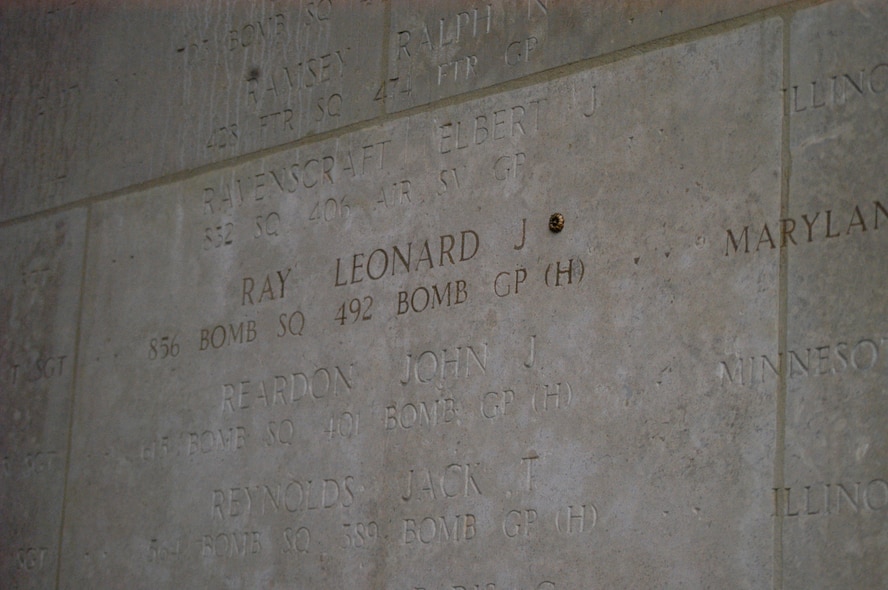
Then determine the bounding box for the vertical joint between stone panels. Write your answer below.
[381,0,392,118]
[773,9,794,590]
[54,204,92,590]
[372,10,392,586]
[373,0,387,552]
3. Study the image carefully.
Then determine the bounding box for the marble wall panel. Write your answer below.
[0,0,385,222]
[782,1,888,586]
[58,19,783,588]
[384,0,792,110]
[0,210,87,589]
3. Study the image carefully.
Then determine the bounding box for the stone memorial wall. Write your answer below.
[1,1,886,588]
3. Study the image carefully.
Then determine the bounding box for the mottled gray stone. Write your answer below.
[781,1,888,586]
[59,19,782,588]
[58,125,407,587]
[0,0,799,223]
[0,0,385,222]
[385,0,791,110]
[0,210,86,589]
[3,1,887,588]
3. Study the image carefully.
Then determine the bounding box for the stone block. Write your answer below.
[782,1,888,586]
[385,0,792,110]
[0,0,384,221]
[58,19,783,588]
[0,210,86,589]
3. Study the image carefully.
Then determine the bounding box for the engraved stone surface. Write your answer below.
[59,125,406,587]
[0,0,385,222]
[0,210,86,589]
[0,0,798,222]
[58,20,783,588]
[385,0,792,111]
[782,1,888,586]
[2,1,887,588]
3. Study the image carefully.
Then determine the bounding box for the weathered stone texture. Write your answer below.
[0,210,86,589]
[783,2,888,587]
[0,1,885,588]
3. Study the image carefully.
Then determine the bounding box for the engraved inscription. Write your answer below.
[212,476,358,519]
[718,335,888,387]
[175,0,381,151]
[246,49,348,108]
[543,258,584,288]
[493,269,527,298]
[226,14,287,52]
[12,13,819,588]
[386,397,458,432]
[310,197,350,224]
[222,365,354,414]
[438,100,546,154]
[334,229,480,287]
[377,179,413,208]
[521,454,539,492]
[397,279,469,316]
[501,503,597,538]
[201,140,390,215]
[553,504,596,534]
[401,463,482,502]
[400,344,487,386]
[402,513,477,545]
[15,546,50,572]
[141,427,247,462]
[724,200,888,256]
[505,37,539,66]
[199,319,258,351]
[277,311,306,338]
[775,479,888,518]
[187,427,248,456]
[341,521,378,549]
[281,525,311,554]
[196,312,310,351]
[386,0,557,110]
[493,151,526,181]
[479,381,576,421]
[147,537,183,563]
[437,165,465,197]
[788,62,888,113]
[531,382,573,414]
[2,451,61,478]
[147,335,180,361]
[198,531,263,559]
[335,295,374,326]
[502,508,537,537]
[396,6,493,62]
[7,354,68,385]
[325,410,361,441]
[241,266,294,306]
[480,389,514,419]
[205,122,240,151]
